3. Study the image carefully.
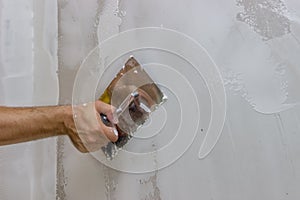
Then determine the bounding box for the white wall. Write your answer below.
[57,0,300,200]
[1,0,300,200]
[0,0,58,199]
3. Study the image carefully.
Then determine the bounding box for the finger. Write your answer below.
[95,100,115,115]
[103,126,118,142]
[98,117,118,142]
[95,101,118,123]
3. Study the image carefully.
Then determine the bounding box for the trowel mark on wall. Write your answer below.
[236,0,291,40]
[222,69,255,107]
[221,65,295,114]
[274,62,288,98]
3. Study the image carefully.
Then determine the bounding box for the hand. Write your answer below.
[63,101,118,153]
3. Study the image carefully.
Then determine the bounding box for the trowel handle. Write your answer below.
[100,113,112,127]
[100,92,140,127]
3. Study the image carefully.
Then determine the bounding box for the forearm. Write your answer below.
[0,105,71,146]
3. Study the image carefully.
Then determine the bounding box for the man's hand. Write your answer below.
[0,101,118,153]
[64,101,118,153]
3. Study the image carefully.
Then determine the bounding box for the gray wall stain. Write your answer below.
[236,0,291,40]
[139,143,162,200]
[103,165,118,200]
[56,137,66,200]
[98,1,125,199]
[56,1,67,199]
[139,172,162,200]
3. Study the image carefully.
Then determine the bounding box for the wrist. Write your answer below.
[56,105,73,136]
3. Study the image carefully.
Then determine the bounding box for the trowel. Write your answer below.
[99,57,167,159]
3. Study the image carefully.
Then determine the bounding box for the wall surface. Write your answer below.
[0,0,58,199]
[57,0,300,200]
[1,0,300,200]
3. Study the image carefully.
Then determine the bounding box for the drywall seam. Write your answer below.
[56,1,104,199]
[97,1,123,199]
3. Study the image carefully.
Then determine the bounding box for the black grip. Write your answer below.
[100,113,112,127]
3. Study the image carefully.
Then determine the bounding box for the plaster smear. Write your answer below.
[102,165,118,200]
[97,0,123,41]
[222,64,296,115]
[222,69,255,107]
[220,9,300,115]
[56,1,104,200]
[267,36,300,106]
[236,0,291,40]
[97,1,131,199]
[139,173,162,200]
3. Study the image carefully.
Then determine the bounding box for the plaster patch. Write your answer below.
[236,0,291,40]
[139,173,162,200]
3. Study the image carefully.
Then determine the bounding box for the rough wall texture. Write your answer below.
[57,0,300,199]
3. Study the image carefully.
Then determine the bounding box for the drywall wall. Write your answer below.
[56,1,108,199]
[0,0,300,200]
[0,0,58,199]
[57,0,300,200]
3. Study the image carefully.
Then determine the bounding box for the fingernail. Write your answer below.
[112,127,118,137]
